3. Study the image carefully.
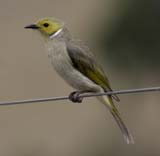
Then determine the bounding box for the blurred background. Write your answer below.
[0,0,159,155]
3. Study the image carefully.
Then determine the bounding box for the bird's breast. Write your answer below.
[46,40,73,77]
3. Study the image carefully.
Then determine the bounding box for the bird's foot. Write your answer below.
[69,91,83,103]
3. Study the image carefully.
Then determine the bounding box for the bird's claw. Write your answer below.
[69,91,83,103]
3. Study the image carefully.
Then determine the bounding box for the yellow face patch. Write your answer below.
[36,18,63,36]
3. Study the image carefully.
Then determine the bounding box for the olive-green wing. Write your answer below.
[66,40,119,101]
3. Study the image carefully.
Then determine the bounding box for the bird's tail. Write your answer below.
[97,95,134,144]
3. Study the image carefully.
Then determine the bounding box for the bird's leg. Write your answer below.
[69,90,90,103]
[69,91,83,103]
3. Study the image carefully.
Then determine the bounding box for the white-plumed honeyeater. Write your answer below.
[25,18,134,144]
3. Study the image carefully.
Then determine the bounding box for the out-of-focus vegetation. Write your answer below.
[97,0,160,72]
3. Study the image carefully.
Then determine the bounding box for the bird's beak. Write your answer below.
[24,24,39,29]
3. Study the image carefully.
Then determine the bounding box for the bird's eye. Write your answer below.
[43,23,49,27]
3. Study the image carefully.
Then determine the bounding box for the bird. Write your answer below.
[25,18,134,144]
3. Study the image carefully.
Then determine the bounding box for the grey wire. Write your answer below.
[0,86,160,106]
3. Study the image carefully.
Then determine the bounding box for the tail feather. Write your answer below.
[110,107,134,144]
[98,95,134,144]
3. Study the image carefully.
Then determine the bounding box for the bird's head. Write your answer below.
[25,18,64,38]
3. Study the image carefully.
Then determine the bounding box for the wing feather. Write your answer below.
[66,40,119,101]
